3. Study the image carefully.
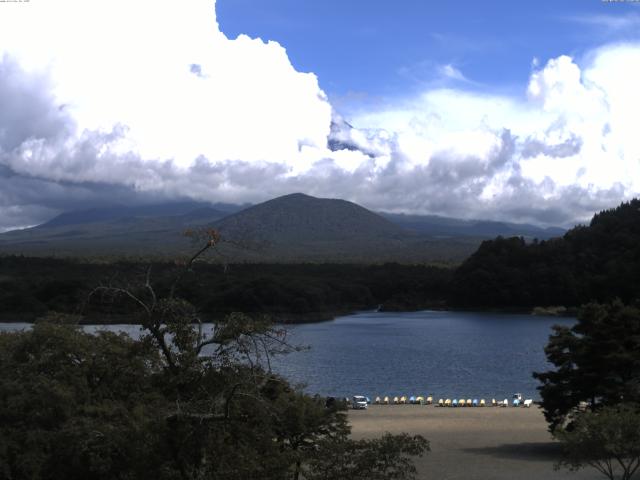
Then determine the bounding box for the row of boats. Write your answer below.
[373,393,533,407]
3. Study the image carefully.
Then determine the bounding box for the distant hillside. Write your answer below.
[214,193,405,242]
[0,193,568,263]
[381,212,565,239]
[39,202,219,229]
[0,203,231,257]
[451,199,640,308]
[210,193,453,262]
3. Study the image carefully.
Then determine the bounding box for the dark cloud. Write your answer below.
[0,56,72,151]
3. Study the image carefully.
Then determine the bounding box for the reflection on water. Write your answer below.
[0,310,573,400]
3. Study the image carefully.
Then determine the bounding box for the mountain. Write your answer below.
[214,193,405,243]
[209,193,436,262]
[451,198,640,308]
[0,193,567,263]
[380,212,565,239]
[38,202,243,229]
[0,202,231,257]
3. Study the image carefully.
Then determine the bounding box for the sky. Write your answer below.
[0,0,639,231]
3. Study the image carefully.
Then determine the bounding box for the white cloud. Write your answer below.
[346,46,640,223]
[0,1,639,230]
[438,64,469,82]
[0,0,332,169]
[567,13,640,32]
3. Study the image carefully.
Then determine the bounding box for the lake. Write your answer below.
[0,310,573,401]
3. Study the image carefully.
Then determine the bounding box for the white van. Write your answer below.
[352,396,368,409]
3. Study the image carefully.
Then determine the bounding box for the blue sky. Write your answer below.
[218,0,640,109]
[1,0,639,230]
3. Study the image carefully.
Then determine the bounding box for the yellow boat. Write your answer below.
[466,398,472,407]
[491,398,497,407]
[383,396,390,404]
[400,395,407,404]
[444,398,452,407]
[426,396,433,405]
[438,398,444,407]
[459,399,466,407]
[479,399,486,407]
[416,396,425,405]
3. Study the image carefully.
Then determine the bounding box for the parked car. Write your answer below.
[352,395,368,409]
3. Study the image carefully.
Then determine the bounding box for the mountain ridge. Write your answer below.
[0,193,567,262]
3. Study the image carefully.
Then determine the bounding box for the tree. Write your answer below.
[305,433,429,480]
[0,319,166,480]
[555,404,640,480]
[0,230,429,479]
[533,301,640,431]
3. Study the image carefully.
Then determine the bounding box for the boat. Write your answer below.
[479,399,486,407]
[466,398,472,407]
[459,399,466,407]
[393,396,399,404]
[491,398,497,407]
[438,398,444,407]
[445,399,452,407]
[400,395,407,404]
[472,399,478,407]
[383,396,390,404]
[409,396,416,404]
[523,399,533,408]
[426,396,433,405]
[416,396,425,405]
[374,396,381,404]
[452,399,458,407]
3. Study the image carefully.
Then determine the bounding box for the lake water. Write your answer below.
[0,310,573,401]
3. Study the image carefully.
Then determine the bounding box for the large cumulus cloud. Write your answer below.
[0,0,639,231]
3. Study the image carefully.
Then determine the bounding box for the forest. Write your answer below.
[1,199,639,323]
[0,258,452,323]
[450,199,640,308]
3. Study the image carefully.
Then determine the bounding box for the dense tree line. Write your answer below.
[0,237,429,479]
[0,258,452,323]
[2,198,639,321]
[451,199,640,309]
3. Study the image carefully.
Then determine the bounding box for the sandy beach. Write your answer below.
[348,405,601,480]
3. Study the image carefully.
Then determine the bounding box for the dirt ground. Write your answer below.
[348,405,602,480]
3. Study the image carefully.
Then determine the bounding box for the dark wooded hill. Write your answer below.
[450,198,640,308]
[209,193,471,263]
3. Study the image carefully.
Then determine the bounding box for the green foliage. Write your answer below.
[451,199,640,308]
[305,433,429,480]
[534,301,640,432]
[0,321,165,479]
[555,404,640,480]
[0,258,452,322]
[0,293,429,479]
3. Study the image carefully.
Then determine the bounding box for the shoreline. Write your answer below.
[0,305,576,325]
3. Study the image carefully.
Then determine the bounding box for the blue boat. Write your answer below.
[452,399,458,407]
[472,399,479,407]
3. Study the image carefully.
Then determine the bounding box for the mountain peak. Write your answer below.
[213,193,405,246]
